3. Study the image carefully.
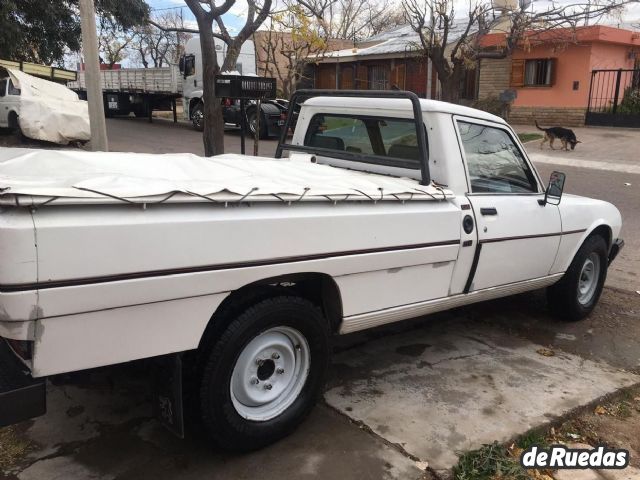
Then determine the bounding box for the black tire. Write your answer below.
[198,296,330,451]
[8,112,25,141]
[247,109,268,139]
[547,234,608,321]
[191,103,204,132]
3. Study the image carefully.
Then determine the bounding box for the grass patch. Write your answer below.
[518,133,543,143]
[516,431,549,450]
[0,427,32,471]
[453,441,530,480]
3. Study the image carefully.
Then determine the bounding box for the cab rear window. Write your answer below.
[303,114,423,169]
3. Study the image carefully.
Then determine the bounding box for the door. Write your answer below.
[455,118,562,291]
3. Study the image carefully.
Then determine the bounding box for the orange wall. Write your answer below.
[512,41,636,108]
[589,41,635,70]
[512,43,592,107]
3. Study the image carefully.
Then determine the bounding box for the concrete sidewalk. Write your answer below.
[513,124,640,172]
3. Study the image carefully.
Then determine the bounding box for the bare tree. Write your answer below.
[296,0,396,40]
[98,16,133,67]
[404,0,629,102]
[183,0,273,156]
[369,6,408,36]
[259,3,330,97]
[133,11,189,68]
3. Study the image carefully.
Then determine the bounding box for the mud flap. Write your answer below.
[0,341,46,427]
[153,353,184,438]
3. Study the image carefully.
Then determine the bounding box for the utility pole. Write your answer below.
[78,0,109,151]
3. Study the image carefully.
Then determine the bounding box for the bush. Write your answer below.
[618,87,640,115]
[472,96,504,117]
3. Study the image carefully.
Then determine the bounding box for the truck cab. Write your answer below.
[179,37,285,137]
[0,75,21,131]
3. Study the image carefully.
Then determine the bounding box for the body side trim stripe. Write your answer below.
[480,229,586,244]
[0,240,460,293]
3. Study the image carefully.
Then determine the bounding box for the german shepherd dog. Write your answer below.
[535,121,581,151]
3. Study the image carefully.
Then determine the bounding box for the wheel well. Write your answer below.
[588,224,612,250]
[197,273,343,351]
[8,111,18,129]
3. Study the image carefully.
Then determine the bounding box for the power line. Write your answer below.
[150,5,186,12]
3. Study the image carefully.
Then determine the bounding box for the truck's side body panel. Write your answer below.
[0,200,462,376]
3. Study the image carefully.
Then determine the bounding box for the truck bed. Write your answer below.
[68,66,182,94]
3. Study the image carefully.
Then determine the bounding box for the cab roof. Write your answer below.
[303,97,505,124]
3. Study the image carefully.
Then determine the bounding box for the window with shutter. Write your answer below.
[520,58,556,87]
[510,59,525,87]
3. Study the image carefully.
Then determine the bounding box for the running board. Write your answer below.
[339,274,563,334]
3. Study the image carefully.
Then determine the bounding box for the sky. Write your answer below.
[147,0,248,34]
[146,0,640,33]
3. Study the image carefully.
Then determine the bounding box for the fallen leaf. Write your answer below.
[567,433,581,439]
[536,348,555,357]
[594,405,607,415]
[414,460,429,470]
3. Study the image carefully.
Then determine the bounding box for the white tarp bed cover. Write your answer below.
[7,69,90,145]
[0,148,452,205]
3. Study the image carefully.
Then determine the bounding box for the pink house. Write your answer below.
[478,25,640,126]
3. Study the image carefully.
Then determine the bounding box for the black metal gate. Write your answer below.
[586,68,640,127]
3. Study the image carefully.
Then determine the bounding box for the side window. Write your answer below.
[8,79,20,96]
[0,79,6,97]
[303,114,422,167]
[457,121,538,193]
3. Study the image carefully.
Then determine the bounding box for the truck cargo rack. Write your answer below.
[275,89,430,186]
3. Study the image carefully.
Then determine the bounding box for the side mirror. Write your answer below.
[542,171,566,206]
[178,56,185,74]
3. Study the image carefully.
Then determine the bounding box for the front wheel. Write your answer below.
[547,235,608,321]
[198,296,330,451]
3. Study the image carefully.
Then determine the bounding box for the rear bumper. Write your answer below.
[609,238,624,265]
[0,340,46,427]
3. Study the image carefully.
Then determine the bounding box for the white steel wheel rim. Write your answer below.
[230,326,310,421]
[578,252,600,305]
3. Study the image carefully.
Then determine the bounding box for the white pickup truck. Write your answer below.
[0,90,623,451]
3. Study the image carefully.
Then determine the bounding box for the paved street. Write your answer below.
[1,119,639,480]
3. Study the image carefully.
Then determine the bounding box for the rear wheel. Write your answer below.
[191,103,204,132]
[547,235,608,321]
[247,109,268,139]
[198,296,330,451]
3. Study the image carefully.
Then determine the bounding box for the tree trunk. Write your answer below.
[438,64,465,104]
[196,18,225,156]
[222,42,240,72]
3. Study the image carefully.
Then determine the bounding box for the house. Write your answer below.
[478,25,640,126]
[253,31,353,96]
[308,25,479,100]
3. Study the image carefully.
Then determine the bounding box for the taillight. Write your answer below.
[6,339,33,361]
[224,98,232,106]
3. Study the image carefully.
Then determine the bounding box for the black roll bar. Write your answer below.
[275,89,430,186]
